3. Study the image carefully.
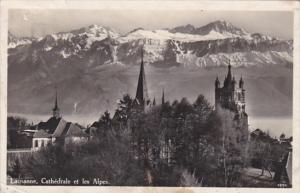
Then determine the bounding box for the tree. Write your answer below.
[215,108,248,187]
[114,94,134,124]
[280,133,286,140]
[8,158,21,178]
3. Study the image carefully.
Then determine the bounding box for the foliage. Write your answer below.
[7,116,32,149]
[19,93,251,186]
[248,129,287,171]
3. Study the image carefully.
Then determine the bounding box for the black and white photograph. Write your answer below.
[3,6,295,189]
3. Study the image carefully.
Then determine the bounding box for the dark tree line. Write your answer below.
[7,116,32,149]
[16,94,248,186]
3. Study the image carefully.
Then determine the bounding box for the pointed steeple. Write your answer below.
[239,76,244,88]
[54,89,58,110]
[215,76,220,88]
[162,88,165,105]
[135,47,149,107]
[224,62,232,87]
[153,97,156,106]
[52,86,60,119]
[227,63,232,80]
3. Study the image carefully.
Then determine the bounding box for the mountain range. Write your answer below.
[7,20,293,124]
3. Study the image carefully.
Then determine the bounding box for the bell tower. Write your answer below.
[215,64,248,143]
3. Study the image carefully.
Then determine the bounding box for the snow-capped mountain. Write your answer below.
[7,20,293,116]
[8,20,292,68]
[8,31,35,49]
[171,20,249,36]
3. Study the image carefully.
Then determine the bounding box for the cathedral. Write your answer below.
[215,64,249,146]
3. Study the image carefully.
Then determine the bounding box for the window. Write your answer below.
[34,140,38,147]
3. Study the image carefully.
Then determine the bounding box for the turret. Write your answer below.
[215,76,220,89]
[162,88,165,105]
[223,64,232,87]
[239,76,244,89]
[232,76,236,89]
[153,97,156,106]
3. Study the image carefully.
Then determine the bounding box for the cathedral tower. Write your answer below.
[215,64,248,140]
[215,64,246,116]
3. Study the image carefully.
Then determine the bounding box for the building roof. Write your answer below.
[51,118,68,137]
[34,116,88,139]
[33,129,52,138]
[37,117,62,133]
[65,123,89,137]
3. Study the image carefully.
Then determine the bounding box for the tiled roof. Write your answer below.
[34,116,88,139]
[37,117,61,133]
[33,129,52,138]
[65,123,89,137]
[52,119,67,137]
[90,121,99,128]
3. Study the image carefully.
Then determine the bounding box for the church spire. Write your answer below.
[135,47,149,107]
[239,76,244,88]
[215,76,220,88]
[52,86,60,119]
[227,63,232,80]
[224,62,232,87]
[54,88,58,110]
[162,88,165,105]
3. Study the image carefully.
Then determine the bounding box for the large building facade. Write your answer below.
[215,64,249,147]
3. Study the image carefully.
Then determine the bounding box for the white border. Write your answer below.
[1,1,300,193]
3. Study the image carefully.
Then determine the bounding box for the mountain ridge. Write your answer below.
[7,20,293,118]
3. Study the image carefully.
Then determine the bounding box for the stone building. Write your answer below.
[215,64,249,147]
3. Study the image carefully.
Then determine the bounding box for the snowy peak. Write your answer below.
[48,24,120,42]
[30,25,121,57]
[170,20,249,37]
[196,20,249,36]
[8,31,35,49]
[8,21,292,69]
[169,24,196,34]
[69,24,120,38]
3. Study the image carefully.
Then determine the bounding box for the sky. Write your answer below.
[9,10,293,39]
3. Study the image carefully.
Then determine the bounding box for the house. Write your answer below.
[31,89,88,151]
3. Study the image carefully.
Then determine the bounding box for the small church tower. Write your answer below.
[52,88,60,119]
